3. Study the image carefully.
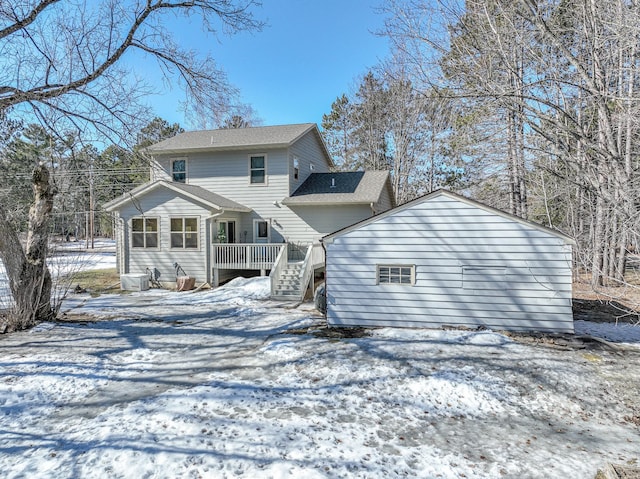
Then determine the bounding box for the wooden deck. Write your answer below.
[211,243,285,270]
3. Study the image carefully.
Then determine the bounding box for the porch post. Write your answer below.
[213,267,219,288]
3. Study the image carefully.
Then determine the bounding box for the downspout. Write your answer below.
[370,202,375,215]
[321,239,328,325]
[117,216,126,274]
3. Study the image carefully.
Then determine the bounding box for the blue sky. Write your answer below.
[152,0,390,129]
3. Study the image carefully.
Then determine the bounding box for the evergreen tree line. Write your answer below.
[0,118,183,240]
[324,0,640,289]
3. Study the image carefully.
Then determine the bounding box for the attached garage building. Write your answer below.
[322,190,575,333]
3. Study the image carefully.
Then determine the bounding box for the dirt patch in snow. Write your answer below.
[284,324,370,339]
[573,275,640,324]
[573,298,640,324]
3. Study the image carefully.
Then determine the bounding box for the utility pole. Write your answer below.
[89,156,95,249]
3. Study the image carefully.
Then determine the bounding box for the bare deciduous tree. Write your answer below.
[0,0,262,331]
[381,0,640,290]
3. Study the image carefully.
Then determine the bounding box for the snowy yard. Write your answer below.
[1,248,640,478]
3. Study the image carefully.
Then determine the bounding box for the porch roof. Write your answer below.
[103,181,251,213]
[282,171,391,206]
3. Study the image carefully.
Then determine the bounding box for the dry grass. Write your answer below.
[64,268,121,297]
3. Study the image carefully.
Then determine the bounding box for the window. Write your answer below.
[171,158,187,183]
[249,155,266,184]
[131,218,159,248]
[253,219,270,243]
[215,220,236,243]
[171,217,199,249]
[293,157,299,180]
[377,265,415,285]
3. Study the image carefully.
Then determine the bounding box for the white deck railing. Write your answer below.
[311,243,325,268]
[297,244,315,302]
[269,245,289,297]
[212,243,285,270]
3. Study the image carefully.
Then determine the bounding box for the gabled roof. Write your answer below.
[102,181,251,213]
[282,171,393,206]
[145,123,332,164]
[322,189,576,244]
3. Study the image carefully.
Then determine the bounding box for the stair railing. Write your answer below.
[297,244,314,302]
[269,243,288,297]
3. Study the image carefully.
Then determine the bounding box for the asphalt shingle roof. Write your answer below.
[282,171,391,205]
[103,181,250,212]
[146,123,317,153]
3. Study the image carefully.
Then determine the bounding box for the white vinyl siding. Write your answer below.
[288,130,330,193]
[153,142,366,245]
[119,189,211,284]
[462,266,506,290]
[325,194,574,333]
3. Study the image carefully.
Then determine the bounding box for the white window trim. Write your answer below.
[169,216,200,250]
[131,217,160,250]
[171,157,188,183]
[248,153,267,186]
[253,218,271,243]
[376,264,416,286]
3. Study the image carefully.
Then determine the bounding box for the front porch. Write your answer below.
[211,243,325,300]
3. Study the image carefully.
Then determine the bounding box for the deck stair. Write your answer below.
[271,262,305,300]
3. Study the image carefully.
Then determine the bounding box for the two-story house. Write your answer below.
[104,123,394,299]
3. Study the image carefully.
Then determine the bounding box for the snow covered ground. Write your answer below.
[1,248,639,478]
[0,239,116,309]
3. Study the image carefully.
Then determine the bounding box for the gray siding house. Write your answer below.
[103,123,394,299]
[322,190,575,333]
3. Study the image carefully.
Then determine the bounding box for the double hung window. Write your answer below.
[249,155,266,184]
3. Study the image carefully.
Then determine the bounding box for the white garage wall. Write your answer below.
[325,192,574,333]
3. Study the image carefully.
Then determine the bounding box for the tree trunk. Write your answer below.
[591,193,606,288]
[0,163,56,332]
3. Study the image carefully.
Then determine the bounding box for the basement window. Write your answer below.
[377,265,415,285]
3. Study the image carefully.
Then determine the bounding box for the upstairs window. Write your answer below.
[171,158,187,183]
[171,217,199,249]
[293,157,299,180]
[131,218,159,249]
[377,265,415,285]
[249,155,266,184]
